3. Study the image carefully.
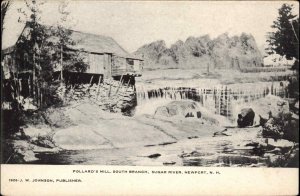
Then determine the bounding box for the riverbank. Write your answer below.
[30,127,299,167]
[2,68,298,166]
[3,99,298,167]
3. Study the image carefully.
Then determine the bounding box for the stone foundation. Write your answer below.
[56,78,137,115]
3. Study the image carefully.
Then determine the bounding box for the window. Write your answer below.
[126,59,134,65]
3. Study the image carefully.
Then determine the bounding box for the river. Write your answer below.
[26,79,292,166]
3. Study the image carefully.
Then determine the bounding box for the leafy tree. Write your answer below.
[51,1,87,81]
[16,0,88,105]
[1,1,11,41]
[18,0,87,83]
[266,4,299,70]
[16,0,55,107]
[17,0,52,81]
[1,1,11,61]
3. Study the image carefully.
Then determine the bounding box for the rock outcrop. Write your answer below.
[236,95,298,142]
[154,101,201,118]
[134,33,263,70]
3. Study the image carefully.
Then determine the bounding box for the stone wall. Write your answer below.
[56,78,137,115]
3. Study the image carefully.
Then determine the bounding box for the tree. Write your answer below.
[51,0,87,82]
[266,4,299,70]
[1,1,11,60]
[17,0,88,82]
[16,0,55,106]
[1,1,11,40]
[17,0,54,82]
[17,0,87,105]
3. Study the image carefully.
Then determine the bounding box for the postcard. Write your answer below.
[1,0,299,195]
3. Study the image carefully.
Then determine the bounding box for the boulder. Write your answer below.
[163,161,176,165]
[262,118,283,139]
[237,108,255,127]
[43,108,72,128]
[154,101,201,118]
[148,153,161,159]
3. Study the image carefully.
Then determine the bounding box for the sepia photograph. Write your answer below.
[1,0,299,169]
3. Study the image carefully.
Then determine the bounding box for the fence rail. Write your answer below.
[240,67,289,73]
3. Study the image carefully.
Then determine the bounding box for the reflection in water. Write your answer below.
[31,136,272,167]
[182,155,267,167]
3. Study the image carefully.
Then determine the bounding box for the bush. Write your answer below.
[2,99,25,139]
[262,112,299,142]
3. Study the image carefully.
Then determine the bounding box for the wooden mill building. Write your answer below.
[2,23,143,80]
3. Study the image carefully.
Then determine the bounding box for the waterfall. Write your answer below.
[135,81,289,119]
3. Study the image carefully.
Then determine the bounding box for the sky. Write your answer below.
[2,1,299,53]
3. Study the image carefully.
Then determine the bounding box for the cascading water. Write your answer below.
[135,80,289,119]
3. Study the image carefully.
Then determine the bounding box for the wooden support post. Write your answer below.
[10,81,15,100]
[35,84,38,107]
[89,75,94,86]
[19,79,22,96]
[203,89,206,107]
[225,88,229,117]
[218,88,221,115]
[15,79,19,103]
[114,75,124,96]
[96,75,102,100]
[33,53,36,105]
[28,76,31,97]
[60,45,63,84]
[41,86,43,108]
[17,79,21,102]
[124,77,131,94]
[108,83,112,97]
[15,79,19,102]
[86,75,94,94]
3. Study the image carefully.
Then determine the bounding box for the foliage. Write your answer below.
[2,101,25,139]
[262,112,299,143]
[51,0,88,73]
[1,1,11,37]
[1,1,11,61]
[17,0,87,84]
[17,0,54,84]
[266,4,299,70]
[13,0,88,109]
